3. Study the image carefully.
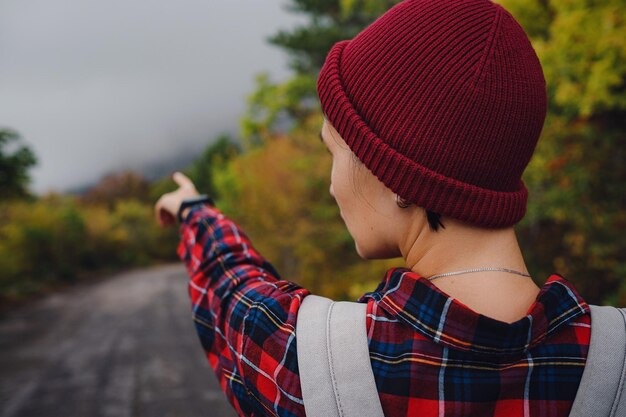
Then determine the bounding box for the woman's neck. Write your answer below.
[399,216,541,324]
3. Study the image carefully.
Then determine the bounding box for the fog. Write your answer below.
[0,0,307,194]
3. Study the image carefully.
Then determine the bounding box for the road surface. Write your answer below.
[0,264,238,417]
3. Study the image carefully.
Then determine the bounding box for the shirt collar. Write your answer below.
[358,267,590,355]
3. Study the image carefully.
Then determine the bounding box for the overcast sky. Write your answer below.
[0,0,307,194]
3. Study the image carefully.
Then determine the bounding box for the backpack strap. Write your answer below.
[296,294,385,417]
[569,305,626,417]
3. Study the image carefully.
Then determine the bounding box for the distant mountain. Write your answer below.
[64,143,208,196]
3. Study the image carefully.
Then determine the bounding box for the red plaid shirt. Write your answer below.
[178,203,591,417]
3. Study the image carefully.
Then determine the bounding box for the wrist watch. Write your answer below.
[177,194,215,223]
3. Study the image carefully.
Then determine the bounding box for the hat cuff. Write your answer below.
[317,41,528,228]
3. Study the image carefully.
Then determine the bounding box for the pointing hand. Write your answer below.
[154,171,199,226]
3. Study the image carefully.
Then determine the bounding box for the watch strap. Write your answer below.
[177,194,215,223]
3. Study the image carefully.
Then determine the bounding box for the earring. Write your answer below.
[396,194,412,208]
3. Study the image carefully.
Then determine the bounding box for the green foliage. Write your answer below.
[0,195,87,297]
[245,0,401,143]
[500,0,626,304]
[338,0,402,18]
[240,73,318,146]
[108,199,176,265]
[519,112,626,304]
[540,1,626,117]
[78,199,176,270]
[0,193,177,301]
[270,0,401,74]
[499,0,626,119]
[187,134,241,198]
[0,129,37,200]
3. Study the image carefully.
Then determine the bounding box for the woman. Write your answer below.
[155,0,591,415]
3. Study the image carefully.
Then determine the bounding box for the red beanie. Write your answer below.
[317,0,547,228]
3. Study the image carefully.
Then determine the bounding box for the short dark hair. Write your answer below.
[426,211,445,232]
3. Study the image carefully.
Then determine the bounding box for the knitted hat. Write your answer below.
[317,0,547,228]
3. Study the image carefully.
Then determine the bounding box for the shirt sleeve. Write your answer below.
[177,203,310,417]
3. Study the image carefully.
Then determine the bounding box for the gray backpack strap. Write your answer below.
[296,294,385,417]
[569,305,626,417]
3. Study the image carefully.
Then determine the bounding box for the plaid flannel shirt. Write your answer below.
[178,203,591,417]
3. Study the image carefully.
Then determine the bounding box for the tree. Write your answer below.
[500,0,626,304]
[242,1,401,144]
[81,170,151,208]
[187,133,241,199]
[0,129,37,200]
[269,0,401,75]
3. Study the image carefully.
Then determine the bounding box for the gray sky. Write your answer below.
[0,0,307,194]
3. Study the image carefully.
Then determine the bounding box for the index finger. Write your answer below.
[172,171,195,189]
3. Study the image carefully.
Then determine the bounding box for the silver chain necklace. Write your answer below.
[426,267,531,282]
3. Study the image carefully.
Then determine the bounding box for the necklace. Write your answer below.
[426,267,531,282]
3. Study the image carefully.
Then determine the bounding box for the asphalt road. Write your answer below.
[0,263,238,417]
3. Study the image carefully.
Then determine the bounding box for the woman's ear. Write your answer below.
[395,194,412,209]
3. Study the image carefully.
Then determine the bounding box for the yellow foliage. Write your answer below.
[0,195,177,301]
